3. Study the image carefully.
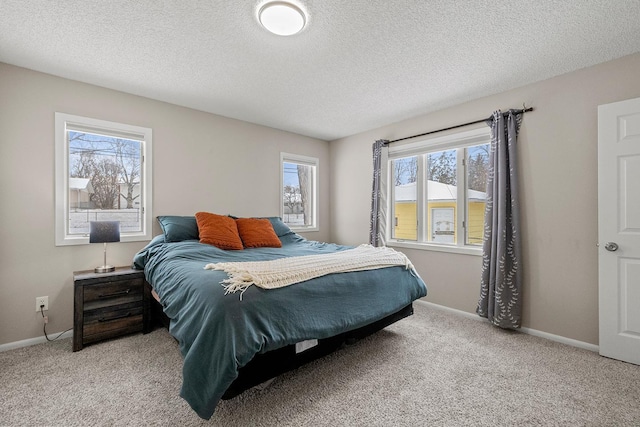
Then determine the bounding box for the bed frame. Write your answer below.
[145,281,413,399]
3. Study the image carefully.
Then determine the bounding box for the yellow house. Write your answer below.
[393,181,485,245]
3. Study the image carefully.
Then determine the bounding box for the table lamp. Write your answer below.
[89,221,120,273]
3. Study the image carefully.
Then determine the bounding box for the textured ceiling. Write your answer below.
[1,0,640,141]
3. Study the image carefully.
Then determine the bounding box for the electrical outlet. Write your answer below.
[36,296,49,312]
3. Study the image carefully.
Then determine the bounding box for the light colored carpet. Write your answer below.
[1,302,639,426]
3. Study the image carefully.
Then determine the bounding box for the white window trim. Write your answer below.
[280,152,319,232]
[385,127,489,256]
[388,240,482,256]
[55,113,153,246]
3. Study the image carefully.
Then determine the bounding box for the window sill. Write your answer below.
[290,226,319,233]
[55,232,152,246]
[387,240,483,256]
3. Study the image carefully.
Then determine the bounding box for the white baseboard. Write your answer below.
[0,330,73,353]
[415,299,599,353]
[1,302,600,354]
[519,326,599,352]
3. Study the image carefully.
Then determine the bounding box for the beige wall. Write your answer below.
[329,53,640,345]
[0,63,330,346]
[3,53,640,348]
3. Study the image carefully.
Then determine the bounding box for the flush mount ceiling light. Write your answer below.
[258,1,306,36]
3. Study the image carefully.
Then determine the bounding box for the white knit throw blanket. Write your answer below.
[204,244,414,297]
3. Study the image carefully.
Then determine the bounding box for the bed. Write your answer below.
[133,215,427,419]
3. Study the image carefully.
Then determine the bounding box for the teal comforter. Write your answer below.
[133,233,426,419]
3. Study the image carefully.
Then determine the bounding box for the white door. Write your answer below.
[598,97,640,365]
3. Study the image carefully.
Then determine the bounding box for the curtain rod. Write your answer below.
[386,106,533,144]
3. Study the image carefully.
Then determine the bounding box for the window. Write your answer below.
[55,113,153,246]
[387,127,490,254]
[281,153,318,231]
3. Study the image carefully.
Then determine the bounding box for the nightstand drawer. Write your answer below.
[83,314,144,345]
[84,301,144,325]
[84,279,143,310]
[84,306,144,337]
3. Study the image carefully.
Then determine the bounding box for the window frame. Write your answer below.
[55,112,153,246]
[385,127,490,256]
[280,152,319,232]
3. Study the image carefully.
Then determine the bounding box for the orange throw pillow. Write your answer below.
[236,218,282,248]
[195,212,243,250]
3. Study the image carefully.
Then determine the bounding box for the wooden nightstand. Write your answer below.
[73,267,150,351]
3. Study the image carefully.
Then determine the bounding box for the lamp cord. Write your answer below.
[40,306,73,342]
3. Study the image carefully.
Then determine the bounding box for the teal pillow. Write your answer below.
[157,216,199,242]
[266,217,293,237]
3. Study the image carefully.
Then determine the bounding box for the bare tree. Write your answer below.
[297,166,310,225]
[394,157,417,186]
[428,150,456,185]
[283,185,300,222]
[90,158,120,209]
[70,150,97,179]
[114,139,140,208]
[467,145,490,192]
[468,154,489,192]
[69,132,141,209]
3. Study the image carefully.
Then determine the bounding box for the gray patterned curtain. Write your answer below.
[477,110,523,329]
[369,139,389,247]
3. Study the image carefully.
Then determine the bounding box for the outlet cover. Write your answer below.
[36,296,49,312]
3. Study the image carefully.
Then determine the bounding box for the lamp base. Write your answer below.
[94,265,116,273]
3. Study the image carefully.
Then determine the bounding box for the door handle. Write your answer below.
[604,242,619,252]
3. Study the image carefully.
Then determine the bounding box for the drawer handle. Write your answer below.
[98,289,131,298]
[99,312,132,322]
